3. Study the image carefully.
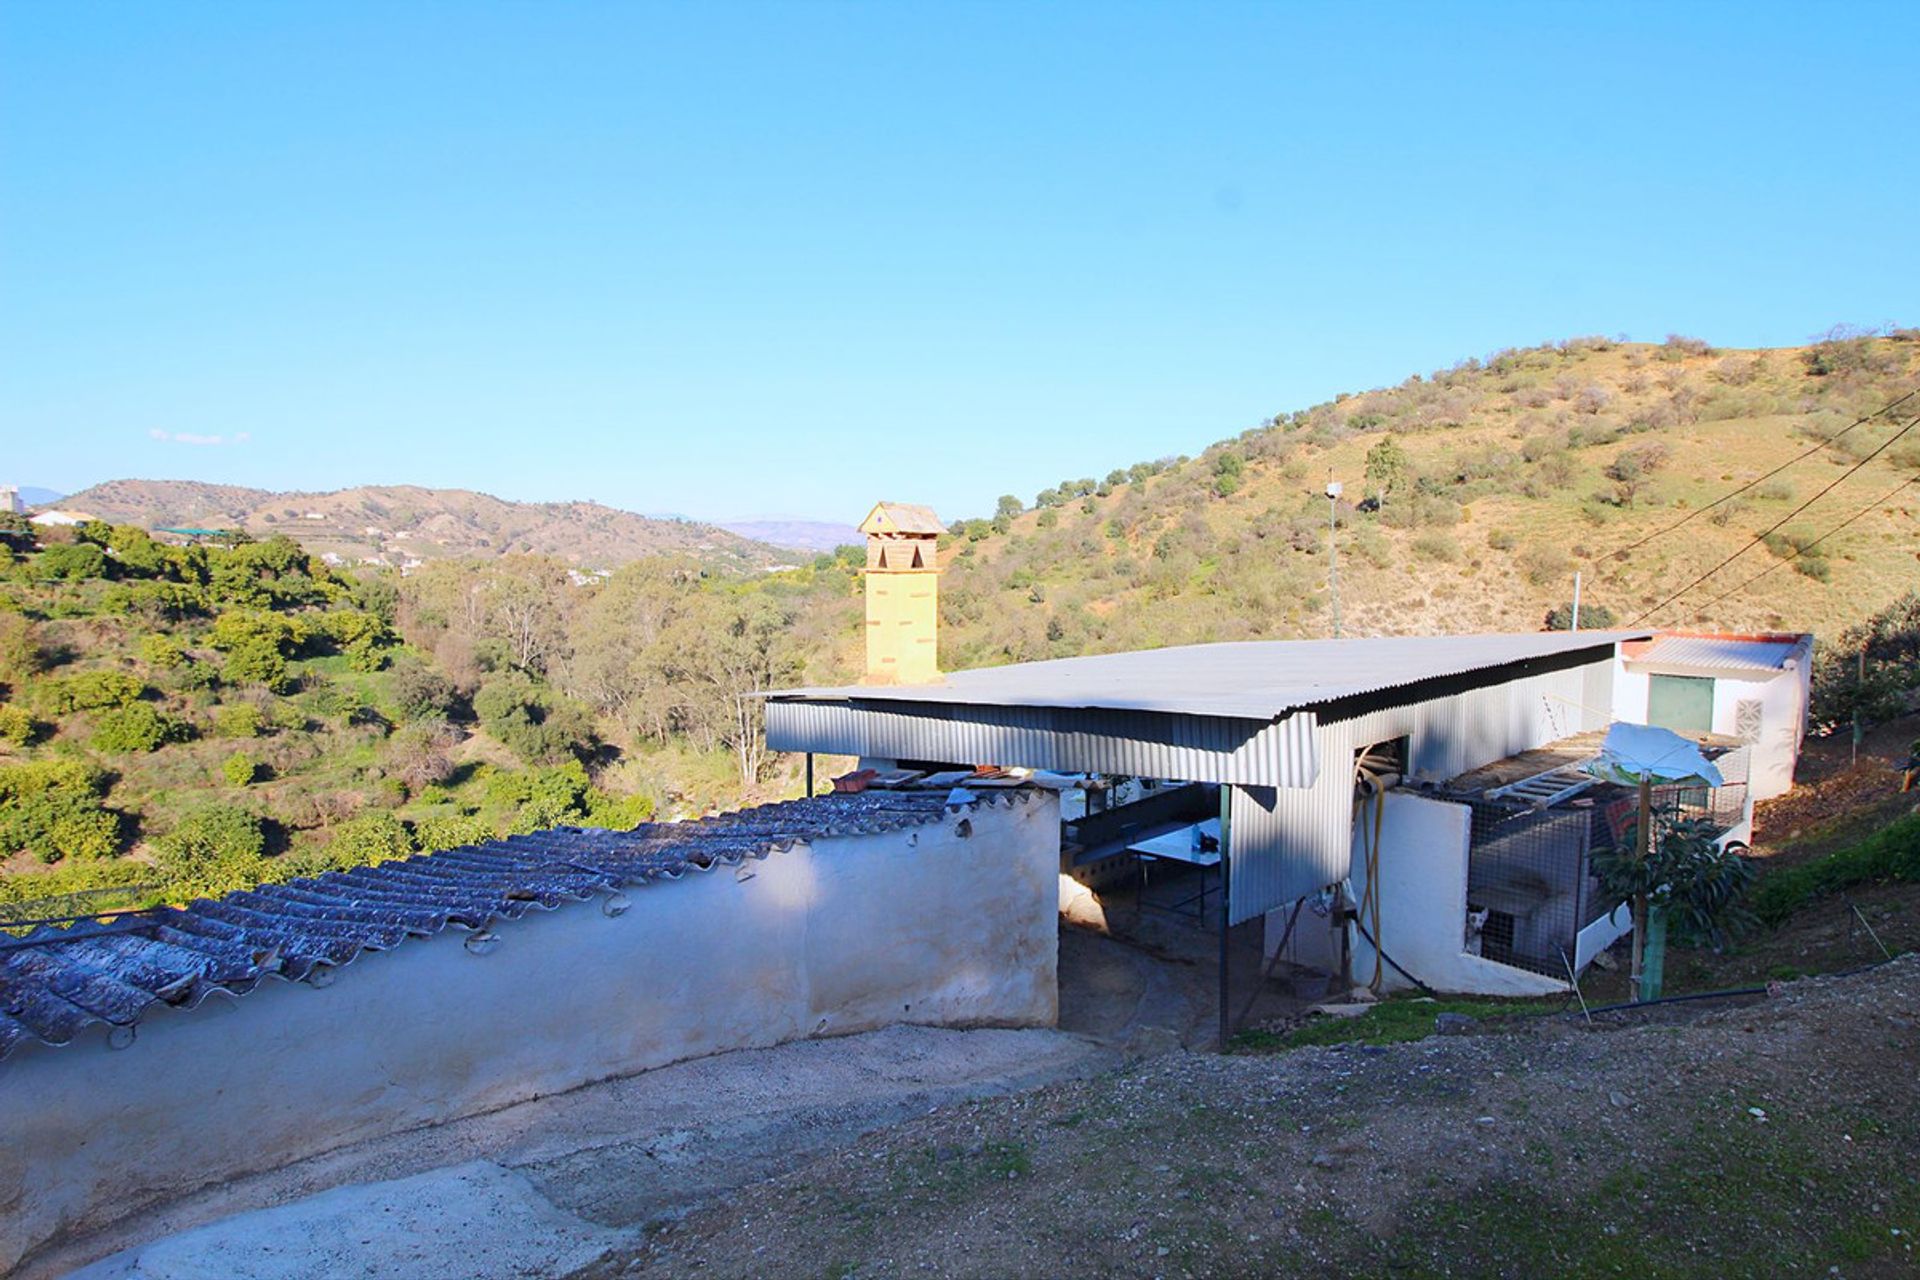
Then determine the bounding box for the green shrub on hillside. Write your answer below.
[0,759,120,862]
[36,543,110,581]
[0,703,37,745]
[138,634,188,669]
[0,612,44,683]
[92,703,183,754]
[324,811,415,870]
[1810,592,1920,730]
[213,703,265,738]
[223,752,258,786]
[1752,813,1920,925]
[474,672,597,764]
[154,805,267,896]
[390,661,458,721]
[221,640,292,691]
[1545,601,1619,630]
[415,813,494,853]
[40,670,146,714]
[587,790,655,831]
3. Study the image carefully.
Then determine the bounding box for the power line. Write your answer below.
[1627,411,1920,625]
[1688,474,1919,615]
[1602,383,1920,565]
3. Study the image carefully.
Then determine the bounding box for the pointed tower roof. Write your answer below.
[858,502,944,536]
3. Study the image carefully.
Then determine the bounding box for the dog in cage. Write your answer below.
[1464,907,1491,956]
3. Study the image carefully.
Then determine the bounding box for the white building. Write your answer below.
[1612,632,1812,801]
[28,509,97,527]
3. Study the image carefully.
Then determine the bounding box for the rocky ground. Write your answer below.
[598,956,1920,1280]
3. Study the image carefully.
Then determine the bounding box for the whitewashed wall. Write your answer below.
[1612,661,1807,800]
[0,793,1060,1276]
[1345,792,1568,997]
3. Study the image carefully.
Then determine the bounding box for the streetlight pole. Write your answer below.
[1326,476,1343,639]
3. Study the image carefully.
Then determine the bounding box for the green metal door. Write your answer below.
[1648,674,1715,733]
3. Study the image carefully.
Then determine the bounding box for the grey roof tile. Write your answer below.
[0,789,987,1060]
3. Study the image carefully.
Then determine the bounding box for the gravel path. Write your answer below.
[612,956,1920,1280]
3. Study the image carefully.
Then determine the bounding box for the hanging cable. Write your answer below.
[1599,383,1920,566]
[1628,412,1920,625]
[1687,474,1919,614]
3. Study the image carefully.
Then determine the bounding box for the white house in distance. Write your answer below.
[28,509,98,527]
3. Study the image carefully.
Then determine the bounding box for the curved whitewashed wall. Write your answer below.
[0,792,1060,1275]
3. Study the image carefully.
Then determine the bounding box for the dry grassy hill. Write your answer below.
[937,332,1920,669]
[52,480,790,572]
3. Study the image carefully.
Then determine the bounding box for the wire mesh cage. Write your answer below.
[1462,801,1592,979]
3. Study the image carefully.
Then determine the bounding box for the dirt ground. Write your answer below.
[589,956,1920,1280]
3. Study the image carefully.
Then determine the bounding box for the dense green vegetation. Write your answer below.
[1751,812,1920,925]
[0,517,850,906]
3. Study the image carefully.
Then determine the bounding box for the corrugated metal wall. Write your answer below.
[767,655,1615,929]
[1226,659,1610,923]
[765,699,1322,787]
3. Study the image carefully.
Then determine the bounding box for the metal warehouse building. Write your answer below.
[764,629,1645,932]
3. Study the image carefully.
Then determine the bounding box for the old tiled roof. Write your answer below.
[0,790,987,1061]
[858,502,945,536]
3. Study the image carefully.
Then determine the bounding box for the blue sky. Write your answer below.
[4,3,1916,523]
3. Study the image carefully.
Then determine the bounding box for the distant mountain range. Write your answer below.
[9,486,63,507]
[51,479,804,570]
[714,519,861,553]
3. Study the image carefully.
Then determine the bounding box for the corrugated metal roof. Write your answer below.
[769,631,1649,723]
[765,699,1323,787]
[0,791,984,1061]
[1627,635,1805,673]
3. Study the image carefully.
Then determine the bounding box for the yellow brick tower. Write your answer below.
[859,501,942,685]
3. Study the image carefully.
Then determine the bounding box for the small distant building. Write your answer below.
[1614,632,1813,800]
[29,509,97,527]
[0,486,23,515]
[859,501,943,685]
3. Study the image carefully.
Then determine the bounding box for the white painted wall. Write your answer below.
[1344,792,1567,997]
[0,792,1060,1275]
[1613,659,1808,801]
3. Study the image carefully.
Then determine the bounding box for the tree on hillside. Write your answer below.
[680,594,801,786]
[1810,591,1920,731]
[1604,443,1671,507]
[1363,437,1412,505]
[1545,601,1618,630]
[477,556,573,675]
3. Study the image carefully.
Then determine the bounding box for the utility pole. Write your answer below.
[1326,475,1343,639]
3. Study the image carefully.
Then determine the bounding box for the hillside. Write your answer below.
[0,522,817,914]
[935,331,1920,670]
[53,480,792,572]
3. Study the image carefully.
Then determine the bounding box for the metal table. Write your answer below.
[1128,819,1221,920]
